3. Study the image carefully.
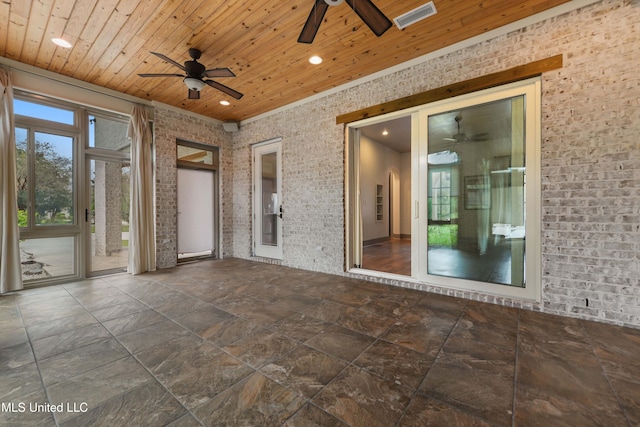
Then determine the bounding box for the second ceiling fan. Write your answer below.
[298,0,392,44]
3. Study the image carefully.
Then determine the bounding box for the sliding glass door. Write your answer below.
[424,97,525,286]
[347,79,541,301]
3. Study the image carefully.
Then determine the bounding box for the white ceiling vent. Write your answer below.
[393,1,437,30]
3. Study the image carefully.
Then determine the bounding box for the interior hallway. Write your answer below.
[1,258,638,426]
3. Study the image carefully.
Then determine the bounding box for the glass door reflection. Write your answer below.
[426,97,526,287]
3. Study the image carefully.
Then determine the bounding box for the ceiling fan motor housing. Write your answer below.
[324,0,344,5]
[185,60,205,77]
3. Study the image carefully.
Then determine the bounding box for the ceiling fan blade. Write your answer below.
[345,0,392,36]
[138,73,184,78]
[150,52,186,71]
[298,0,330,44]
[188,89,200,99]
[204,80,244,100]
[204,68,236,78]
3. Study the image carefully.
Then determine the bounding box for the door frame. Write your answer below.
[85,153,130,277]
[176,139,220,262]
[345,78,541,302]
[252,138,283,260]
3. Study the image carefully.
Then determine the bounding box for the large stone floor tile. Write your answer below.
[59,381,187,427]
[312,365,412,427]
[192,372,305,426]
[46,356,154,424]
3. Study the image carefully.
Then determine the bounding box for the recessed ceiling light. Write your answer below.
[309,55,322,65]
[382,129,389,136]
[220,100,230,106]
[51,38,72,48]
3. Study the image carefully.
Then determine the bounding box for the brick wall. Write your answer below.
[153,104,233,269]
[233,108,345,273]
[231,0,640,327]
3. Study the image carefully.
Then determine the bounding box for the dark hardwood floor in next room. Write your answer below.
[361,238,411,276]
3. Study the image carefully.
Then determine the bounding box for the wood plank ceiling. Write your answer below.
[0,0,571,122]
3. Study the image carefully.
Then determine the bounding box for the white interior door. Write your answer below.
[177,168,214,258]
[253,139,283,259]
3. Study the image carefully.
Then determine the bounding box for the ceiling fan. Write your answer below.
[298,0,392,44]
[138,48,243,100]
[443,115,489,143]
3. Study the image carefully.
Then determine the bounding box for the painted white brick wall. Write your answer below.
[231,0,640,327]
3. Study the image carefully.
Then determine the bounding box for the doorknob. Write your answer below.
[279,205,283,219]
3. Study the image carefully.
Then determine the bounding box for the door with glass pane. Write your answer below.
[415,80,541,302]
[253,140,283,259]
[88,158,130,275]
[86,112,131,276]
[15,127,78,282]
[424,97,526,287]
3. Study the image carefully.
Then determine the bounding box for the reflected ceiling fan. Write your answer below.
[443,115,489,143]
[138,48,243,100]
[298,0,392,44]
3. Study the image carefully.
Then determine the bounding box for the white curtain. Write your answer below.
[0,68,23,293]
[127,105,156,274]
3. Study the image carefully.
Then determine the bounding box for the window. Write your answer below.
[14,92,133,283]
[429,169,451,221]
[14,98,75,125]
[15,94,81,283]
[16,118,77,228]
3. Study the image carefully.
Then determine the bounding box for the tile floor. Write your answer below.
[1,258,639,426]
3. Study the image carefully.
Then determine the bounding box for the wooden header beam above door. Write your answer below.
[336,54,563,124]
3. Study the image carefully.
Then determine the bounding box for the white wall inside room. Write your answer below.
[399,152,412,238]
[233,0,639,327]
[359,136,400,242]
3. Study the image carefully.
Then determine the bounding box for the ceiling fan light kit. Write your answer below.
[184,77,205,92]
